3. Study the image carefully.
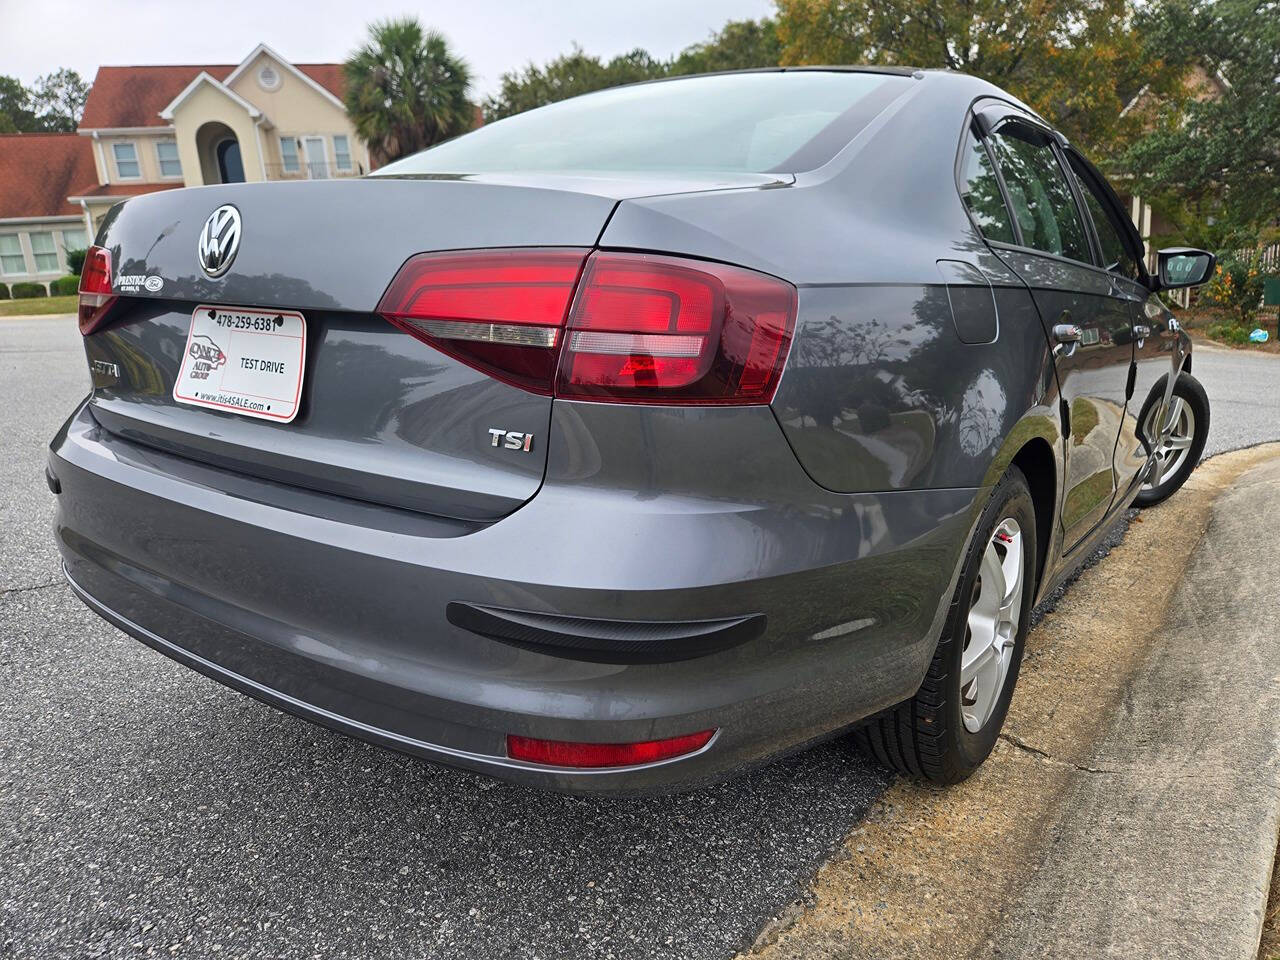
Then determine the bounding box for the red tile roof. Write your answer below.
[0,133,97,218]
[67,182,183,201]
[80,62,347,130]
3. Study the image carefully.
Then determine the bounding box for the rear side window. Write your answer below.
[958,129,1016,244]
[375,71,911,176]
[988,124,1092,264]
[1067,154,1142,281]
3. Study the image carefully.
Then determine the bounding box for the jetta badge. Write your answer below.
[197,204,241,278]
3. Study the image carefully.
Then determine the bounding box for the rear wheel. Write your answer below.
[854,467,1037,784]
[1134,372,1209,508]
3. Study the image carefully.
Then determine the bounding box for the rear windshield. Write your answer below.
[374,71,911,177]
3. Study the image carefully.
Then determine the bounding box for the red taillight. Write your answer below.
[506,729,716,768]
[377,249,589,394]
[557,253,796,404]
[377,249,797,404]
[78,245,116,335]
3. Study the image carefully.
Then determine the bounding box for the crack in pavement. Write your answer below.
[0,580,64,598]
[997,733,1241,786]
[997,733,1114,775]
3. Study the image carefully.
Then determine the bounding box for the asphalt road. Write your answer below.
[0,316,889,960]
[1193,341,1280,458]
[2,316,1276,960]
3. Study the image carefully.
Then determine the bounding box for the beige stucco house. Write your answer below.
[78,43,371,228]
[0,44,371,292]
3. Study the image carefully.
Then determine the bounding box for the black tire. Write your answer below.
[854,466,1037,784]
[1133,371,1209,508]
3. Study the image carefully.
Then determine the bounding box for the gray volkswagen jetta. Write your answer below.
[49,68,1216,794]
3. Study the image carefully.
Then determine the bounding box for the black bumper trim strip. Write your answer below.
[446,602,766,664]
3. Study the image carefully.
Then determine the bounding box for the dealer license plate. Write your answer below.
[173,305,306,423]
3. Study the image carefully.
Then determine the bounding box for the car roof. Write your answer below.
[623,65,923,91]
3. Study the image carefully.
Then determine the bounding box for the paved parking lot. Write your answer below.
[2,316,1277,959]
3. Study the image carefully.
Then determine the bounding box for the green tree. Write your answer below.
[0,71,92,132]
[484,47,666,122]
[345,18,473,165]
[0,75,39,133]
[66,247,88,276]
[29,69,90,132]
[774,0,1187,160]
[1124,0,1280,245]
[670,18,782,75]
[484,18,785,122]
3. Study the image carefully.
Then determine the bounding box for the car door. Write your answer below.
[1062,150,1162,496]
[976,110,1135,552]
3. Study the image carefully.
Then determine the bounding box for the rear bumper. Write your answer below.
[49,399,981,794]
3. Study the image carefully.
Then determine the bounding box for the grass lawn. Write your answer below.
[0,295,79,317]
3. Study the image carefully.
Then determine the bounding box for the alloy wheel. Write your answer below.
[960,518,1025,733]
[1143,397,1196,491]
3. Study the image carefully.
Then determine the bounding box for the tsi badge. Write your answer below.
[488,428,534,452]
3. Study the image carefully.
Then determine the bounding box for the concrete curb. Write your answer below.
[743,444,1280,960]
[997,455,1280,958]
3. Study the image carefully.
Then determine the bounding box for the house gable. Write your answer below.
[160,72,262,122]
[224,44,347,113]
[227,50,351,135]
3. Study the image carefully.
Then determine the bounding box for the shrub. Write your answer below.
[10,282,47,299]
[1202,250,1266,326]
[0,283,8,300]
[1205,319,1252,345]
[49,275,79,296]
[65,247,87,276]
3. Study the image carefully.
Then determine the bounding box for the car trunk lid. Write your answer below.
[83,177,621,522]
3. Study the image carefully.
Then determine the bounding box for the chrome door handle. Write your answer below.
[1134,325,1152,338]
[1052,323,1081,359]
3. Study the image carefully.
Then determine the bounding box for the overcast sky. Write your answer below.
[2,0,776,97]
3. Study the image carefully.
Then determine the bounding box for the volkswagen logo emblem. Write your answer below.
[197,204,241,278]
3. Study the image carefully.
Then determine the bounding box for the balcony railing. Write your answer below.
[264,161,364,181]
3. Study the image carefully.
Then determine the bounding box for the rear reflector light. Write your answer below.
[506,729,716,768]
[78,245,117,335]
[377,249,796,404]
[377,249,589,394]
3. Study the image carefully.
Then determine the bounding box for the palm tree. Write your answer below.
[344,18,473,166]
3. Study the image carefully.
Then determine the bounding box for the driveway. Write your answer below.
[2,317,1276,959]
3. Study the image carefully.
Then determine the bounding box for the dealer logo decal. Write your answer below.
[187,334,227,381]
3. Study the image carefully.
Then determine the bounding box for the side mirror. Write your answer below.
[1156,247,1216,290]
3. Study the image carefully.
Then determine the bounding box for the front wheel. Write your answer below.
[1134,372,1210,508]
[854,466,1037,784]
